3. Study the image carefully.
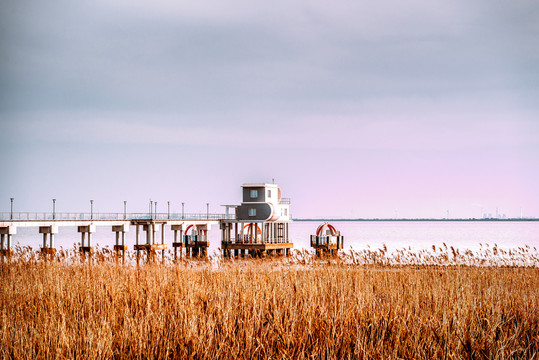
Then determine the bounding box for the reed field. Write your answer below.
[1,247,538,359]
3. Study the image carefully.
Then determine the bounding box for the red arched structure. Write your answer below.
[311,222,344,255]
[184,224,196,235]
[316,222,340,237]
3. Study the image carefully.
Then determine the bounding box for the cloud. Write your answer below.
[3,102,538,152]
[2,0,538,115]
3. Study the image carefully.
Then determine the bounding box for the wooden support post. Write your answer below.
[114,230,120,264]
[240,223,244,244]
[136,224,140,264]
[180,229,184,259]
[221,226,225,245]
[146,224,151,245]
[115,231,120,263]
[121,231,126,263]
[254,223,259,244]
[161,223,165,263]
[173,230,177,260]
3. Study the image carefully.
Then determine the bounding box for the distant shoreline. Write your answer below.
[292,218,539,222]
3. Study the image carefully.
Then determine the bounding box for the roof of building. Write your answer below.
[241,183,280,188]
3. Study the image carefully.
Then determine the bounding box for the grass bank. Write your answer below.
[1,256,538,359]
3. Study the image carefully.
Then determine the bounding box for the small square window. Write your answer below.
[250,190,258,198]
[249,208,256,216]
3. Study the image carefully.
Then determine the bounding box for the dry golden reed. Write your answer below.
[1,248,538,359]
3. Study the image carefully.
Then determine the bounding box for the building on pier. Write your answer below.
[220,183,293,258]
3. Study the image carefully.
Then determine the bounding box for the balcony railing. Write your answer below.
[222,235,288,245]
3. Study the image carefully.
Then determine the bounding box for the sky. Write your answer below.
[1,0,538,219]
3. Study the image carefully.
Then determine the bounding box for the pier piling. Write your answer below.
[78,225,96,254]
[39,225,58,259]
[112,224,129,263]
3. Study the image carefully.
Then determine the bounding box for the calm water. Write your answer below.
[8,221,539,255]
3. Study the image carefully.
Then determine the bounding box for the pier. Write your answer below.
[0,182,294,260]
[221,183,293,258]
[0,212,229,261]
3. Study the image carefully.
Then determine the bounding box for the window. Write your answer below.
[268,190,272,198]
[284,209,288,216]
[249,208,256,216]
[250,190,258,198]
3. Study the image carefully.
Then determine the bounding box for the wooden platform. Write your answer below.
[114,245,128,251]
[222,242,293,251]
[0,249,15,256]
[185,241,209,248]
[79,246,95,253]
[41,247,57,254]
[134,244,167,251]
[313,244,342,257]
[313,244,341,250]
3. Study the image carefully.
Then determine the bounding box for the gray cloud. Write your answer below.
[2,0,538,115]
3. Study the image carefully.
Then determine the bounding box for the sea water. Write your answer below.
[8,220,539,256]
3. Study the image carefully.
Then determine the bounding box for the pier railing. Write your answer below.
[0,212,236,222]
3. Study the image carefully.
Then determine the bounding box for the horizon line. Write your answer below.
[292,217,539,222]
